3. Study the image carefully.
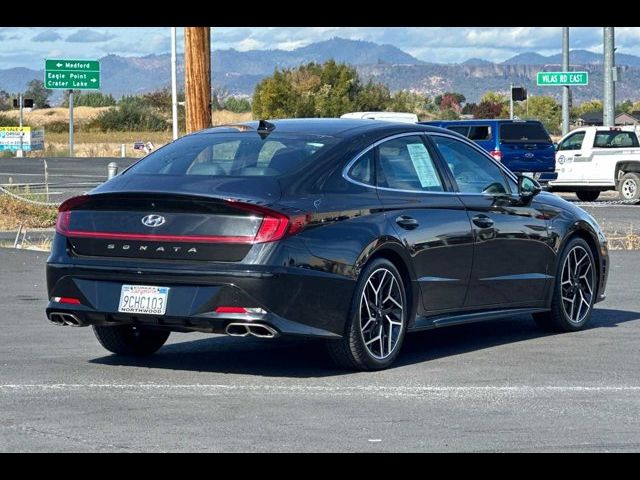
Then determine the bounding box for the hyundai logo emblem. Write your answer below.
[141,214,166,228]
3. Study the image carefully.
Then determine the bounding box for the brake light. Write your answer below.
[225,200,310,243]
[490,150,502,161]
[56,195,90,235]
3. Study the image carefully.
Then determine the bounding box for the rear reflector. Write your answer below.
[52,297,81,305]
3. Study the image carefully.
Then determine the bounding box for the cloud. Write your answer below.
[65,29,116,43]
[32,30,62,42]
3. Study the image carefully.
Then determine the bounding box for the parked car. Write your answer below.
[420,119,558,185]
[549,126,640,201]
[341,111,418,123]
[46,119,608,370]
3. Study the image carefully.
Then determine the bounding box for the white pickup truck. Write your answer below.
[549,126,640,201]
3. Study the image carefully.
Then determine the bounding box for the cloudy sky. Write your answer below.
[1,27,639,69]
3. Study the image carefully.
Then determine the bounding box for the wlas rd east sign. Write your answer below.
[44,59,101,90]
[537,71,588,86]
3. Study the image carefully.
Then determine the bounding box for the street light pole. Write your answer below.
[562,27,570,135]
[603,27,615,127]
[171,27,179,140]
[17,93,24,158]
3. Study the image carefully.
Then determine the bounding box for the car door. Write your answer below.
[373,133,474,315]
[429,133,554,309]
[555,130,588,183]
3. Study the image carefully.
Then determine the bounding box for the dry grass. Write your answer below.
[7,108,253,157]
[3,106,111,126]
[0,195,58,230]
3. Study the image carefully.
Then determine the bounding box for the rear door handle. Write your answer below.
[395,215,419,230]
[574,154,582,157]
[472,214,494,229]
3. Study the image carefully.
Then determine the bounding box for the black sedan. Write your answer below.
[46,119,609,370]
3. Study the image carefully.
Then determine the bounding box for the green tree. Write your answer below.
[0,90,10,111]
[389,90,427,112]
[24,80,52,108]
[355,81,391,111]
[62,91,116,107]
[577,100,603,115]
[480,91,508,105]
[438,108,460,120]
[223,97,252,113]
[253,60,392,119]
[515,96,561,134]
[617,100,633,114]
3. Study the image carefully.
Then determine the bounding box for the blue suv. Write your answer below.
[420,119,558,184]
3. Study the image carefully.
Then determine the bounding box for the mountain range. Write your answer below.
[1,37,639,105]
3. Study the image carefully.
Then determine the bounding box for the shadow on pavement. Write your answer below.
[89,308,640,377]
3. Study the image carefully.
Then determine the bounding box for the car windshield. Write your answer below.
[499,122,551,143]
[126,131,338,177]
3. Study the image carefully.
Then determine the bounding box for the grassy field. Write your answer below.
[0,194,57,230]
[4,108,253,157]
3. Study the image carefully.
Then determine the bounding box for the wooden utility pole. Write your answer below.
[184,27,212,133]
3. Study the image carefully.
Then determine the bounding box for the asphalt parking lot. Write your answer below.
[1,247,639,452]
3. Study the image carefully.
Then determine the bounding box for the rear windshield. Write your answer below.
[126,132,338,177]
[499,122,551,143]
[593,130,639,148]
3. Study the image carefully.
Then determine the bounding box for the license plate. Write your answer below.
[118,285,169,315]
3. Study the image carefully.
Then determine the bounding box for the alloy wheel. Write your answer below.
[560,245,595,324]
[359,268,404,360]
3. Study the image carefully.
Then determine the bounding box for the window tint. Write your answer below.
[559,131,586,151]
[468,125,492,141]
[432,135,511,195]
[499,122,551,143]
[447,126,469,136]
[126,132,337,177]
[376,136,444,192]
[593,130,639,148]
[348,149,375,186]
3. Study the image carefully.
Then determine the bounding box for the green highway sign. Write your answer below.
[537,71,588,86]
[44,59,101,89]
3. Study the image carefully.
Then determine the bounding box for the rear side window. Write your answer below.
[593,131,639,148]
[447,126,469,136]
[468,125,492,141]
[348,149,375,186]
[126,132,337,177]
[499,122,551,143]
[377,136,444,192]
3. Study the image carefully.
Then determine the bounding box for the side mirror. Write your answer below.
[553,142,559,150]
[518,174,542,201]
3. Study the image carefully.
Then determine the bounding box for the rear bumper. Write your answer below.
[46,261,354,339]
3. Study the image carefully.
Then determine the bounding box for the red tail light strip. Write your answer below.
[55,196,310,244]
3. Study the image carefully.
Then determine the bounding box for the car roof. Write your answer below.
[193,118,451,138]
[421,119,542,124]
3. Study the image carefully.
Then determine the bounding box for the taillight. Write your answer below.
[490,150,502,161]
[225,200,310,243]
[52,297,81,305]
[56,195,89,235]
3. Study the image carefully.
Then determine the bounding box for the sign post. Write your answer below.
[536,71,589,86]
[44,59,101,157]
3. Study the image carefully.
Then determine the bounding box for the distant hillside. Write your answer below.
[2,39,640,105]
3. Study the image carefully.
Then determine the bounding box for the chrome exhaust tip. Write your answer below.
[225,323,251,337]
[247,324,278,339]
[48,312,84,327]
[225,323,278,339]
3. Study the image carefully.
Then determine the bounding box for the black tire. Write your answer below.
[576,190,600,202]
[326,258,408,371]
[533,237,596,332]
[92,325,170,356]
[618,172,640,201]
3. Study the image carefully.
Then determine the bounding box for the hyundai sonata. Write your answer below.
[46,119,608,370]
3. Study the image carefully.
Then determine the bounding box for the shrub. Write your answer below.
[87,104,169,132]
[44,120,69,133]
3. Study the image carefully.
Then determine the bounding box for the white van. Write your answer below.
[340,111,418,124]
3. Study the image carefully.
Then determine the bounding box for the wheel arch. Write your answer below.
[615,161,640,183]
[358,240,419,328]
